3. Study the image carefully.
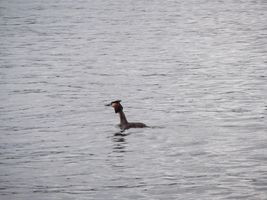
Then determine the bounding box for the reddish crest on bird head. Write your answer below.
[111,100,123,113]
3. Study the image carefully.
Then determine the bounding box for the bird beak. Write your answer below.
[105,103,111,106]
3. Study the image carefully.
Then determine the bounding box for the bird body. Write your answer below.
[106,100,147,131]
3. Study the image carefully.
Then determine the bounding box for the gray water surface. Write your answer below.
[0,0,267,199]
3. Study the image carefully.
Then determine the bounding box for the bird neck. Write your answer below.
[118,110,128,125]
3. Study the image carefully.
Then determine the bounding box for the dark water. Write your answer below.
[0,0,267,199]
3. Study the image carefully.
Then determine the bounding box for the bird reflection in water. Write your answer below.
[112,133,127,154]
[105,133,128,170]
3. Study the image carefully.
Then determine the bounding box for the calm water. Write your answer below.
[0,0,267,199]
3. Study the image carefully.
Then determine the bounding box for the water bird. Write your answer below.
[105,100,147,131]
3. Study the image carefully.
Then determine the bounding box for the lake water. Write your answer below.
[0,0,267,199]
